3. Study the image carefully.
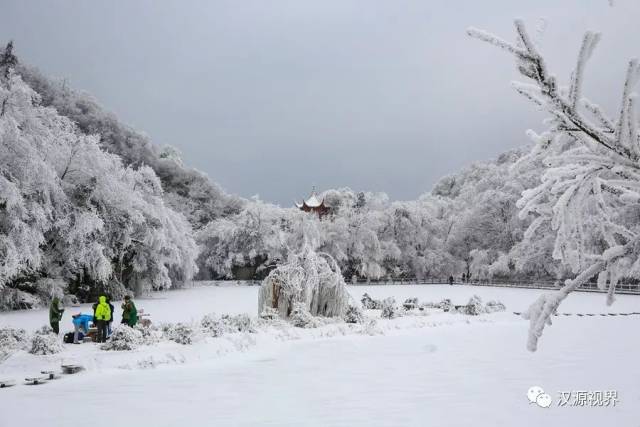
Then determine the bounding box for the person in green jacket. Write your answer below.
[49,297,64,334]
[94,295,111,343]
[121,295,138,327]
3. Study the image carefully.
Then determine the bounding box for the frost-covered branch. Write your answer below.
[470,20,640,350]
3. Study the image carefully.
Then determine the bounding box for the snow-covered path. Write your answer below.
[1,284,639,426]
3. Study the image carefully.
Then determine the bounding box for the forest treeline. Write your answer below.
[0,42,563,309]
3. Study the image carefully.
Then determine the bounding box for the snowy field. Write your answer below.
[1,283,639,427]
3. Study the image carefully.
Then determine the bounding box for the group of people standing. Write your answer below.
[49,294,138,344]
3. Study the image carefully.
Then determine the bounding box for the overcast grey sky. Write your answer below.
[1,0,639,205]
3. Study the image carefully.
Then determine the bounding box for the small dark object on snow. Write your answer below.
[0,380,15,388]
[61,364,83,374]
[41,371,59,380]
[25,376,48,385]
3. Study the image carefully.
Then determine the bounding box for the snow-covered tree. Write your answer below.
[196,198,308,278]
[0,57,198,301]
[469,19,640,350]
[11,48,243,230]
[258,245,349,319]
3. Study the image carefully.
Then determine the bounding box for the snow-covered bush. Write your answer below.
[418,300,438,309]
[201,314,226,337]
[259,306,280,321]
[290,302,318,328]
[438,299,452,312]
[201,313,257,337]
[380,297,399,319]
[403,297,419,310]
[163,323,197,345]
[459,295,485,316]
[0,289,40,310]
[485,300,506,313]
[134,324,162,346]
[258,246,349,319]
[37,324,63,336]
[35,325,54,335]
[361,293,382,310]
[344,304,365,324]
[221,314,256,333]
[0,327,28,346]
[0,328,28,361]
[101,325,143,351]
[29,333,63,355]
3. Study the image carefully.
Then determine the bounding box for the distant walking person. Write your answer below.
[448,275,454,286]
[461,273,466,283]
[94,296,112,343]
[49,297,64,334]
[121,295,138,327]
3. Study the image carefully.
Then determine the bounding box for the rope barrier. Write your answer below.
[513,311,640,317]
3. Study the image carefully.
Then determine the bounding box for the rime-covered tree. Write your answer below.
[0,67,197,302]
[9,49,243,229]
[469,19,640,350]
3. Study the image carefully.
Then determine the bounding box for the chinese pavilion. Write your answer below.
[295,190,330,217]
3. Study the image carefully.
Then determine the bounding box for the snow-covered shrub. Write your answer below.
[361,293,382,309]
[163,323,196,345]
[344,304,365,324]
[0,289,40,310]
[258,246,349,319]
[259,306,280,321]
[485,300,506,313]
[221,314,256,333]
[29,333,63,355]
[201,314,226,337]
[439,299,452,312]
[419,298,456,311]
[418,300,438,310]
[380,297,399,319]
[290,302,317,328]
[35,325,54,335]
[0,327,28,346]
[201,313,257,337]
[460,295,485,316]
[134,324,162,346]
[0,328,29,361]
[403,297,419,310]
[101,325,143,351]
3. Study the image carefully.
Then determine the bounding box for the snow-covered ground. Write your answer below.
[1,283,638,427]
